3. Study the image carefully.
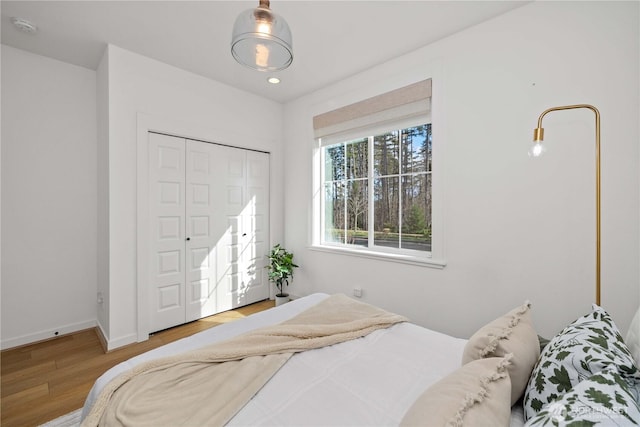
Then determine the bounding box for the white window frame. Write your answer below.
[312,115,446,269]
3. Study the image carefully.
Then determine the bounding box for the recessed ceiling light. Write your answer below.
[267,77,281,84]
[11,17,37,34]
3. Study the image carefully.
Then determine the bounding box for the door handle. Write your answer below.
[242,233,247,237]
[186,237,191,241]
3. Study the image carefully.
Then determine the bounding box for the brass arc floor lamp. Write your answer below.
[530,104,601,306]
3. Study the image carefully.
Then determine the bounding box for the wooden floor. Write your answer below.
[1,299,275,427]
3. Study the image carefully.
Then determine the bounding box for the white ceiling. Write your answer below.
[1,1,529,103]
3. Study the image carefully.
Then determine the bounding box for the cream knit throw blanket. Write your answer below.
[82,294,407,427]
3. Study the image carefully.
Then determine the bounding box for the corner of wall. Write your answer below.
[96,43,111,339]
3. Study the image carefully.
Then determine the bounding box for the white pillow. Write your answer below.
[523,304,640,420]
[462,302,540,405]
[401,355,513,427]
[626,306,640,367]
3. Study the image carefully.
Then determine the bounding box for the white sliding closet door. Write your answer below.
[148,133,269,333]
[244,150,270,303]
[185,141,220,322]
[149,133,187,332]
[214,146,270,311]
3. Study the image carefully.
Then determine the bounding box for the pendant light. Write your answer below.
[231,0,293,72]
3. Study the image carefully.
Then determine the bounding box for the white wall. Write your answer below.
[96,47,110,339]
[1,45,98,348]
[100,45,284,349]
[283,1,639,339]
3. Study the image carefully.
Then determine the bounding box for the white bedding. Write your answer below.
[82,293,525,425]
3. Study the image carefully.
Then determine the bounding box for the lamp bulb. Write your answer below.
[255,43,270,68]
[528,141,546,158]
[257,21,272,35]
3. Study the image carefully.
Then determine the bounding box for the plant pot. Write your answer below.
[275,293,290,306]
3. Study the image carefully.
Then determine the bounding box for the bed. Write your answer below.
[80,293,640,426]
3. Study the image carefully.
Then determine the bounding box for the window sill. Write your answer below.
[308,245,446,269]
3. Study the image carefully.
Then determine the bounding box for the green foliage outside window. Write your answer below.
[322,123,432,252]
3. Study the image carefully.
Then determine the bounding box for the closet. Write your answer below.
[148,132,270,332]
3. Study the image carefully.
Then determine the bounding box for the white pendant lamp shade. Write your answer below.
[231,0,293,72]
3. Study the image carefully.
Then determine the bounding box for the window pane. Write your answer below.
[346,138,368,179]
[401,124,432,174]
[374,131,399,177]
[320,121,432,255]
[373,176,399,249]
[346,180,368,247]
[324,182,344,244]
[401,174,432,252]
[324,144,345,182]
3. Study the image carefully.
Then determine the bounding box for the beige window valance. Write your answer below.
[313,79,431,140]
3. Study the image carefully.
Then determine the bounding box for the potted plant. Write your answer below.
[267,244,298,306]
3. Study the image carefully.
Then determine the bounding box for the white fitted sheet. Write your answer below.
[82,294,525,425]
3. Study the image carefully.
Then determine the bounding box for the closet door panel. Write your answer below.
[149,133,186,332]
[242,151,269,298]
[185,141,218,322]
[214,145,246,311]
[211,147,270,310]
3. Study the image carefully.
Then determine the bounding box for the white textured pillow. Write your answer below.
[626,307,640,367]
[462,302,540,405]
[401,355,513,427]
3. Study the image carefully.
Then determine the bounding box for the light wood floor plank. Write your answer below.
[1,299,274,427]
[1,360,57,384]
[1,383,49,411]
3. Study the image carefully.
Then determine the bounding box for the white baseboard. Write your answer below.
[95,322,108,352]
[0,319,97,350]
[93,321,139,352]
[105,333,138,351]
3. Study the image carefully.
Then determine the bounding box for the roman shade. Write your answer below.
[313,79,431,144]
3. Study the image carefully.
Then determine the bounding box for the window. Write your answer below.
[321,123,432,254]
[312,78,442,265]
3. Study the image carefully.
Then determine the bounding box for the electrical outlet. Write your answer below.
[353,287,363,298]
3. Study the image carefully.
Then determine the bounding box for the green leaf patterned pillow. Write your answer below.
[523,305,640,421]
[524,369,640,426]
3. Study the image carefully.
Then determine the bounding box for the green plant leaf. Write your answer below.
[535,371,547,393]
[584,387,613,409]
[531,398,545,412]
[549,366,572,393]
[586,334,608,350]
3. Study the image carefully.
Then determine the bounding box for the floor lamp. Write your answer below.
[529,104,601,306]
